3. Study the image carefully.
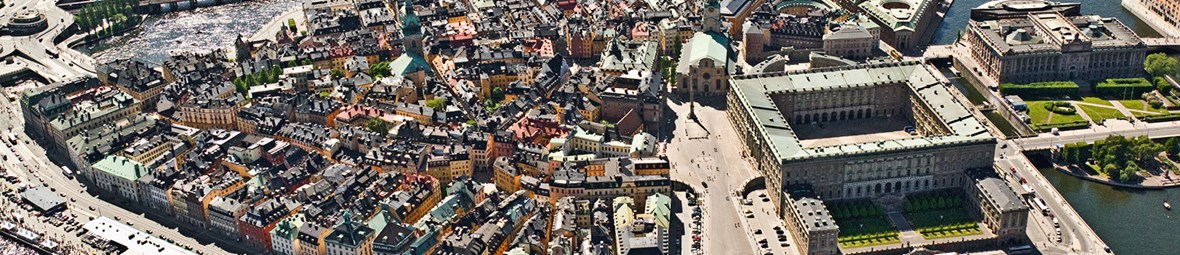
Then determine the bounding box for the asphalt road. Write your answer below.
[1013,120,1180,150]
[0,0,96,83]
[997,140,1110,254]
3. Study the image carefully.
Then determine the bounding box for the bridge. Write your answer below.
[1011,120,1180,151]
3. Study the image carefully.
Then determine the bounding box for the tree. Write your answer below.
[1155,77,1174,95]
[268,66,282,83]
[367,119,391,135]
[1103,163,1119,178]
[370,61,391,78]
[491,87,505,101]
[331,68,345,79]
[425,98,446,111]
[1145,53,1179,77]
[1166,137,1180,156]
[1060,143,1075,164]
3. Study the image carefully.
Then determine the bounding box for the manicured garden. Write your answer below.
[902,192,982,239]
[829,200,900,248]
[1025,101,1087,131]
[1076,104,1125,122]
[1080,97,1114,106]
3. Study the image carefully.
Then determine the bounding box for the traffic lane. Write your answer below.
[1002,158,1096,253]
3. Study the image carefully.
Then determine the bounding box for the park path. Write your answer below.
[1109,101,1139,119]
[1068,102,1095,123]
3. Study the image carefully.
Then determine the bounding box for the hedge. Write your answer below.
[1095,78,1154,99]
[1043,101,1076,115]
[1141,113,1180,123]
[999,81,1080,98]
[1031,121,1090,132]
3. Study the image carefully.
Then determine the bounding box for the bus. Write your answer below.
[1033,198,1050,215]
[61,166,73,178]
[1009,244,1033,254]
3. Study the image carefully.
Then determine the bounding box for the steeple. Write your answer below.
[702,0,723,34]
[401,0,421,37]
[401,0,424,55]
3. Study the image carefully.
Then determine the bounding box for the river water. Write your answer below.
[1032,159,1180,255]
[86,0,299,64]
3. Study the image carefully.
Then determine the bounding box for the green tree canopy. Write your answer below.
[331,68,346,79]
[1145,53,1179,77]
[1166,137,1180,156]
[367,118,391,135]
[425,98,447,111]
[370,61,391,78]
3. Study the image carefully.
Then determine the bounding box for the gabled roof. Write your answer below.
[677,32,735,74]
[389,52,432,75]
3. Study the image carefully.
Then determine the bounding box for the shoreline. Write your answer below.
[1053,165,1180,190]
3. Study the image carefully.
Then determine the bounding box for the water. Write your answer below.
[1036,164,1180,255]
[87,0,299,64]
[931,0,1162,45]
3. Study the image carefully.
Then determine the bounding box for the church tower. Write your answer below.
[702,0,724,34]
[402,0,424,55]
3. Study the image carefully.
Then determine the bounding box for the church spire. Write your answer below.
[402,0,421,37]
[401,0,424,55]
[702,0,723,34]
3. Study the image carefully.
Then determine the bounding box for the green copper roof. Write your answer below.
[728,61,995,162]
[92,155,148,182]
[389,52,432,76]
[859,0,936,31]
[677,32,734,74]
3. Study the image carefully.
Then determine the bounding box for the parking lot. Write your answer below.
[737,189,799,255]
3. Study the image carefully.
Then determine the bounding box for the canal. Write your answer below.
[934,1,1178,254]
[81,0,299,64]
[1027,155,1180,255]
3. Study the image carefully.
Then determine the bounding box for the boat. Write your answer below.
[1165,201,1171,210]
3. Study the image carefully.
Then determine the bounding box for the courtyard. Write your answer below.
[794,116,916,148]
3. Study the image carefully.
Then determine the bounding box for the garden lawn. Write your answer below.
[905,208,982,239]
[1076,104,1125,122]
[835,217,901,248]
[830,201,900,248]
[1026,101,1087,125]
[1080,97,1113,106]
[1119,100,1167,114]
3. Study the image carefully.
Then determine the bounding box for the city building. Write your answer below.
[675,0,736,95]
[822,23,880,60]
[271,213,307,255]
[727,61,997,252]
[1130,0,1180,37]
[858,0,939,51]
[325,212,375,255]
[964,11,1147,84]
[781,186,838,255]
[967,176,1029,244]
[90,155,149,202]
